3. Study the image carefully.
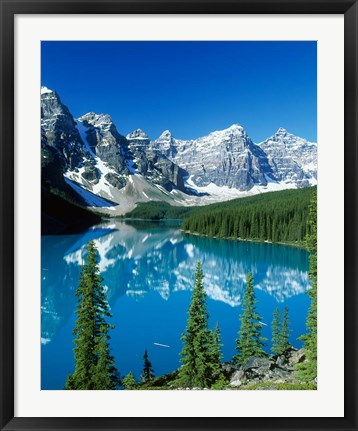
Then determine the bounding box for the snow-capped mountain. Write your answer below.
[41,87,317,215]
[258,127,317,187]
[153,124,274,191]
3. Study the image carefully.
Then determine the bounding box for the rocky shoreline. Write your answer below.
[224,347,307,388]
[136,347,317,391]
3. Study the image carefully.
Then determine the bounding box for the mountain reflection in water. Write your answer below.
[41,220,310,389]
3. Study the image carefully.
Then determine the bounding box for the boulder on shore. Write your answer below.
[227,348,307,387]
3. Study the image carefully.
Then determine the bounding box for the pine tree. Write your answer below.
[211,322,223,371]
[234,272,267,365]
[297,191,317,382]
[65,240,119,390]
[271,308,282,355]
[141,349,155,383]
[122,372,137,390]
[177,261,216,388]
[211,374,229,390]
[271,307,292,356]
[209,322,225,388]
[280,307,292,353]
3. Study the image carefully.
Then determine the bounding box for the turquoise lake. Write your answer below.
[41,220,310,389]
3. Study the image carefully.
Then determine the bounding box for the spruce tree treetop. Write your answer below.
[271,307,292,356]
[141,349,155,383]
[122,371,137,390]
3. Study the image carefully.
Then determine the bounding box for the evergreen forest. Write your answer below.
[181,186,316,244]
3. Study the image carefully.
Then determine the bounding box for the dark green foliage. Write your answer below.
[65,241,119,390]
[297,191,317,382]
[182,187,316,244]
[211,323,223,370]
[211,374,229,390]
[271,307,292,355]
[93,325,119,390]
[234,273,267,365]
[280,307,292,352]
[271,308,282,355]
[177,261,221,388]
[141,349,155,383]
[122,372,137,390]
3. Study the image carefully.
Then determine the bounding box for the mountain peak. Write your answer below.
[206,123,247,139]
[276,127,289,135]
[216,123,246,137]
[126,129,149,140]
[78,112,113,125]
[228,123,244,131]
[41,86,54,95]
[157,130,174,142]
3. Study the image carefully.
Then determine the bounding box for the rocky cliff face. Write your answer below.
[258,128,317,187]
[126,129,186,192]
[154,125,274,190]
[78,112,129,176]
[76,113,130,189]
[41,87,88,170]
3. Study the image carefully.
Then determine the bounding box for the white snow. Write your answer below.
[41,86,53,95]
[64,177,117,208]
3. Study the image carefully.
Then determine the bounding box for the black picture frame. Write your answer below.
[1,0,357,430]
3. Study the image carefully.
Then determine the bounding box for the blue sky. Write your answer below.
[41,41,317,142]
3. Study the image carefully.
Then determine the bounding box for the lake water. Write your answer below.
[41,220,310,389]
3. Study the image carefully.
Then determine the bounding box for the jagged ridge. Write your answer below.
[41,86,317,215]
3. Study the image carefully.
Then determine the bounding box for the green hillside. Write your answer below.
[182,186,316,245]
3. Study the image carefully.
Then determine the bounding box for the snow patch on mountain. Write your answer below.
[63,121,121,204]
[172,175,298,206]
[64,178,118,208]
[41,86,53,95]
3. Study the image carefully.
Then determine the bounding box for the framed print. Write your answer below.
[1,0,357,430]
